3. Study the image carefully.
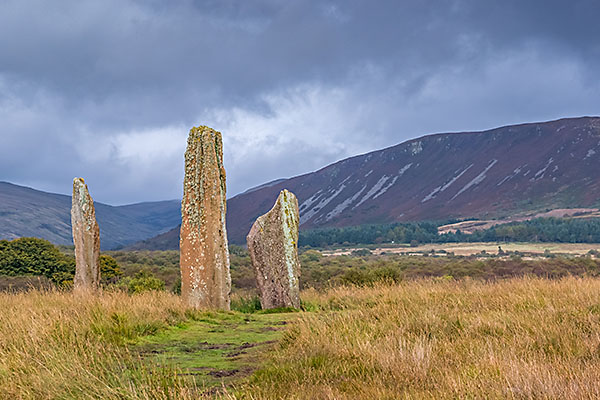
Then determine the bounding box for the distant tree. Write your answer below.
[301,250,322,262]
[229,244,248,257]
[299,217,600,247]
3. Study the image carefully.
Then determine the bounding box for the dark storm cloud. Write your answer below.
[1,0,599,204]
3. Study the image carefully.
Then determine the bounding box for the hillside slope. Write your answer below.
[5,117,600,250]
[130,117,600,249]
[224,117,600,243]
[0,182,180,249]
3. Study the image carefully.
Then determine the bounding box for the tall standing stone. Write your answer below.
[180,126,231,310]
[247,189,301,309]
[71,178,101,293]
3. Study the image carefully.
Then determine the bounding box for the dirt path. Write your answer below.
[135,311,293,394]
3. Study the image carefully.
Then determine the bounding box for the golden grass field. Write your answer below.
[0,290,199,399]
[246,278,600,399]
[3,278,600,398]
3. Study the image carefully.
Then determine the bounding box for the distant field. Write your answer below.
[437,208,600,234]
[8,239,600,296]
[323,242,600,257]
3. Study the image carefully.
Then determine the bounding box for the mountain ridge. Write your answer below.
[0,181,181,250]
[224,116,600,243]
[3,116,600,250]
[129,116,600,249]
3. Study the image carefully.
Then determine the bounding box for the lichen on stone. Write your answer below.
[180,126,231,310]
[247,189,301,309]
[71,177,100,294]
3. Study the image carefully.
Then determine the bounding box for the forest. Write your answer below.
[299,217,600,247]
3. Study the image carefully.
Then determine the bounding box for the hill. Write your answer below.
[224,116,600,243]
[0,182,180,250]
[129,117,600,249]
[124,224,181,251]
[5,117,600,250]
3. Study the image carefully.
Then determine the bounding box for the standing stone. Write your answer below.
[180,126,231,310]
[71,178,101,293]
[247,189,301,309]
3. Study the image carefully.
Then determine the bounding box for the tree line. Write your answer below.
[299,217,600,247]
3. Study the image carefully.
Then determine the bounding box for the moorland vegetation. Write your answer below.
[3,237,600,294]
[1,278,600,398]
[3,237,600,398]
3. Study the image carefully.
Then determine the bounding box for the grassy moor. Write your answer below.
[2,278,600,398]
[3,1,600,398]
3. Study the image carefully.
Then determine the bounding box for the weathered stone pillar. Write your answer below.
[71,178,101,293]
[180,126,231,310]
[247,189,301,309]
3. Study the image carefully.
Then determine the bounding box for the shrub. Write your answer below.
[171,276,182,295]
[371,266,402,283]
[351,249,372,257]
[231,295,262,313]
[119,271,165,294]
[0,238,126,289]
[0,237,75,284]
[99,255,123,284]
[301,250,322,262]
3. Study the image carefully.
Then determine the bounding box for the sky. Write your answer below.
[1,0,599,205]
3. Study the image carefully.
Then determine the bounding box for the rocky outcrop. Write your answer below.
[71,178,100,293]
[247,189,301,309]
[180,126,231,310]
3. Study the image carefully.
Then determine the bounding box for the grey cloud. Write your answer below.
[0,0,599,204]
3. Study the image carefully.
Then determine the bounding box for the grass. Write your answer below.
[237,277,600,399]
[0,288,295,399]
[3,278,600,398]
[0,289,209,399]
[136,311,289,390]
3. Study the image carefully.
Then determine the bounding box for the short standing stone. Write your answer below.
[247,189,301,309]
[180,126,231,310]
[71,178,101,293]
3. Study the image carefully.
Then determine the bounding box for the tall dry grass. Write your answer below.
[4,278,600,399]
[0,289,208,399]
[239,277,600,399]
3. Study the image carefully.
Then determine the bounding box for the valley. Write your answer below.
[2,117,600,399]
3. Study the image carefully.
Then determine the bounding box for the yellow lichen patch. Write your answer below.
[247,189,301,309]
[180,125,231,310]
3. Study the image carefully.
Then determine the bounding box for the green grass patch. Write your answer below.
[135,310,293,391]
